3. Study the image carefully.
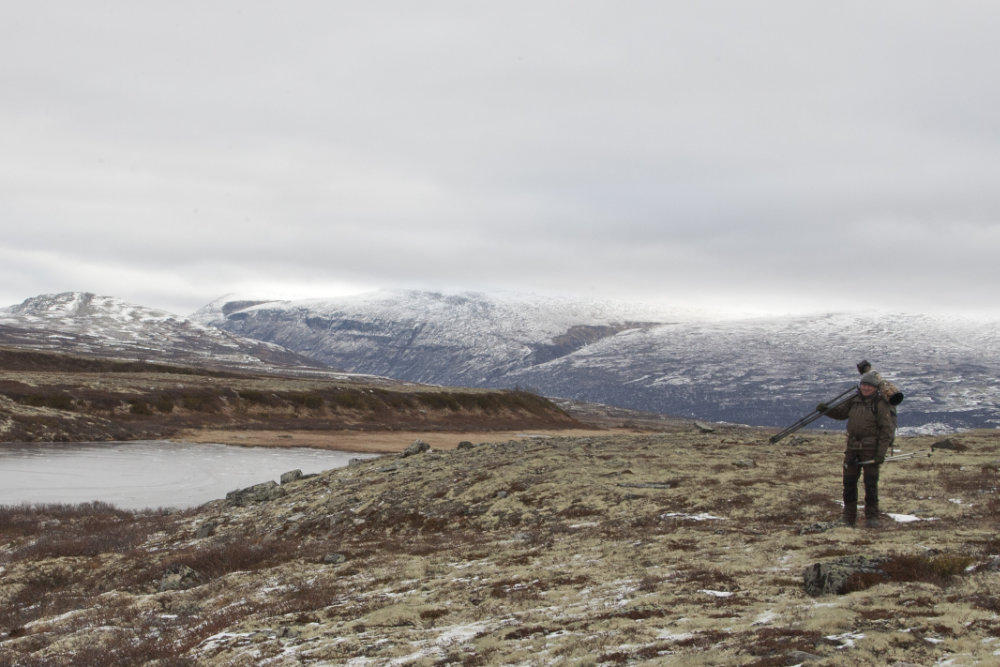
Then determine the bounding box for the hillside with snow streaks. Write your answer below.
[0,292,324,370]
[195,291,668,384]
[505,313,1000,431]
[198,291,1000,432]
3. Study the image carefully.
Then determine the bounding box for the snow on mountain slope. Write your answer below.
[194,290,671,384]
[198,290,1000,432]
[0,292,325,370]
[507,311,1000,432]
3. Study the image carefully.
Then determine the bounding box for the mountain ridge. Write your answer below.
[0,292,327,372]
[4,290,999,434]
[197,290,999,434]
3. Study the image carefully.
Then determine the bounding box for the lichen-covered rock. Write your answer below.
[225,480,287,506]
[402,439,431,457]
[158,563,203,591]
[802,555,888,596]
[280,469,303,484]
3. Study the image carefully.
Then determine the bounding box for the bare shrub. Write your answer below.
[637,574,666,592]
[503,625,555,640]
[419,607,449,623]
[557,503,600,519]
[969,590,1000,613]
[669,629,729,649]
[596,650,630,664]
[1,502,181,562]
[609,605,669,621]
[488,577,546,601]
[287,392,325,410]
[742,627,824,658]
[675,566,740,591]
[158,535,300,580]
[0,568,76,631]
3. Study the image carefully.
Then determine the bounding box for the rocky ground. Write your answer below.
[1,423,998,665]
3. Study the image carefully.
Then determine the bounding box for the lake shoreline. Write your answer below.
[0,440,376,510]
[169,427,643,453]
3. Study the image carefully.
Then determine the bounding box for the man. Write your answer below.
[817,371,897,527]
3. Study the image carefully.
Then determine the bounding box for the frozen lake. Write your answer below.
[0,440,377,510]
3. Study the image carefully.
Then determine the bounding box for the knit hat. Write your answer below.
[860,371,880,387]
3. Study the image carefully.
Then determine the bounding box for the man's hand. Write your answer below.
[816,403,829,413]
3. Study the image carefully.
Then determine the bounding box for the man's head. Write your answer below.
[860,371,879,397]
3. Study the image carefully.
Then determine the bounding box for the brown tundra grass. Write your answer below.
[2,428,999,665]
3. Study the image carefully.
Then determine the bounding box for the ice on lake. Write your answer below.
[0,440,376,510]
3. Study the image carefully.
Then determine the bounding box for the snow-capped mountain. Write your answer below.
[0,292,325,370]
[195,290,1000,433]
[193,290,668,383]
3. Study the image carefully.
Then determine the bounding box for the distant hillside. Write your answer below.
[193,290,667,384]
[0,347,577,442]
[196,290,1000,433]
[0,292,325,371]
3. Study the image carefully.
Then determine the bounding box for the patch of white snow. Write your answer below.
[826,631,865,649]
[698,589,734,598]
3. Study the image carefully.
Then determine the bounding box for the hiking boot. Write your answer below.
[842,505,858,527]
[864,506,881,529]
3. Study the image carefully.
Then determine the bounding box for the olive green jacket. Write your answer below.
[824,392,897,458]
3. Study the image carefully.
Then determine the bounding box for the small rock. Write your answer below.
[732,458,756,469]
[194,521,217,539]
[693,421,715,433]
[158,564,203,592]
[932,437,965,451]
[798,521,840,535]
[402,439,431,457]
[457,441,475,450]
[280,469,303,485]
[322,553,347,565]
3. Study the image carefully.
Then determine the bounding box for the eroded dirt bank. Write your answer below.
[0,347,580,443]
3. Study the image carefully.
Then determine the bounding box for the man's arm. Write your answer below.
[822,397,853,420]
[875,401,897,462]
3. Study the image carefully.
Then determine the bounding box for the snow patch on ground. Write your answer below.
[898,423,962,436]
[660,512,723,521]
[826,632,865,649]
[698,589,734,598]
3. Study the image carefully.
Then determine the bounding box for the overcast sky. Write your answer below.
[3,2,999,318]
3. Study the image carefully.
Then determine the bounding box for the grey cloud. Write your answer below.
[2,2,999,317]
